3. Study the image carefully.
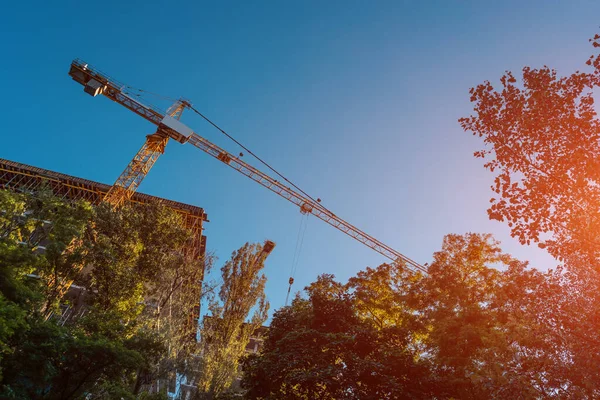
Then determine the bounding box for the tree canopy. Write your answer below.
[0,189,209,399]
[459,34,600,273]
[196,242,270,399]
[242,232,600,398]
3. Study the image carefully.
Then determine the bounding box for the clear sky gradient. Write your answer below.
[2,1,598,316]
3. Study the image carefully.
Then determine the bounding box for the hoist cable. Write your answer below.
[286,213,308,306]
[286,214,304,306]
[292,214,308,279]
[284,284,293,307]
[290,213,305,277]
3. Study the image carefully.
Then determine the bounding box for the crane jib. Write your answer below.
[68,59,428,274]
[187,133,427,274]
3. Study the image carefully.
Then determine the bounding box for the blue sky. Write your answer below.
[2,1,599,315]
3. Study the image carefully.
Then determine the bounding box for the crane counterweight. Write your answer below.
[84,79,106,97]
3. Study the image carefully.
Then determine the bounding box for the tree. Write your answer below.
[0,294,26,382]
[1,320,164,400]
[0,189,92,386]
[196,243,270,399]
[459,34,600,271]
[0,189,204,399]
[242,232,600,399]
[0,188,92,317]
[416,233,600,398]
[81,201,212,396]
[459,33,600,397]
[132,203,214,394]
[418,234,543,398]
[242,273,438,400]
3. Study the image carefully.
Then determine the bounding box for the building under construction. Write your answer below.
[0,157,207,260]
[0,157,208,324]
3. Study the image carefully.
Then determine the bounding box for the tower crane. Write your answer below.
[68,59,427,273]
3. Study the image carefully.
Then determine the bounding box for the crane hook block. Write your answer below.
[300,203,313,214]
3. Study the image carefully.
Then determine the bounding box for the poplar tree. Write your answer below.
[196,243,269,399]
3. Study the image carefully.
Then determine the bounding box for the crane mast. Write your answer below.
[68,59,427,273]
[103,101,188,206]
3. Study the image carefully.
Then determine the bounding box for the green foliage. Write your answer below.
[196,243,270,399]
[242,273,438,399]
[243,232,600,399]
[0,188,205,398]
[0,294,27,381]
[1,320,145,399]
